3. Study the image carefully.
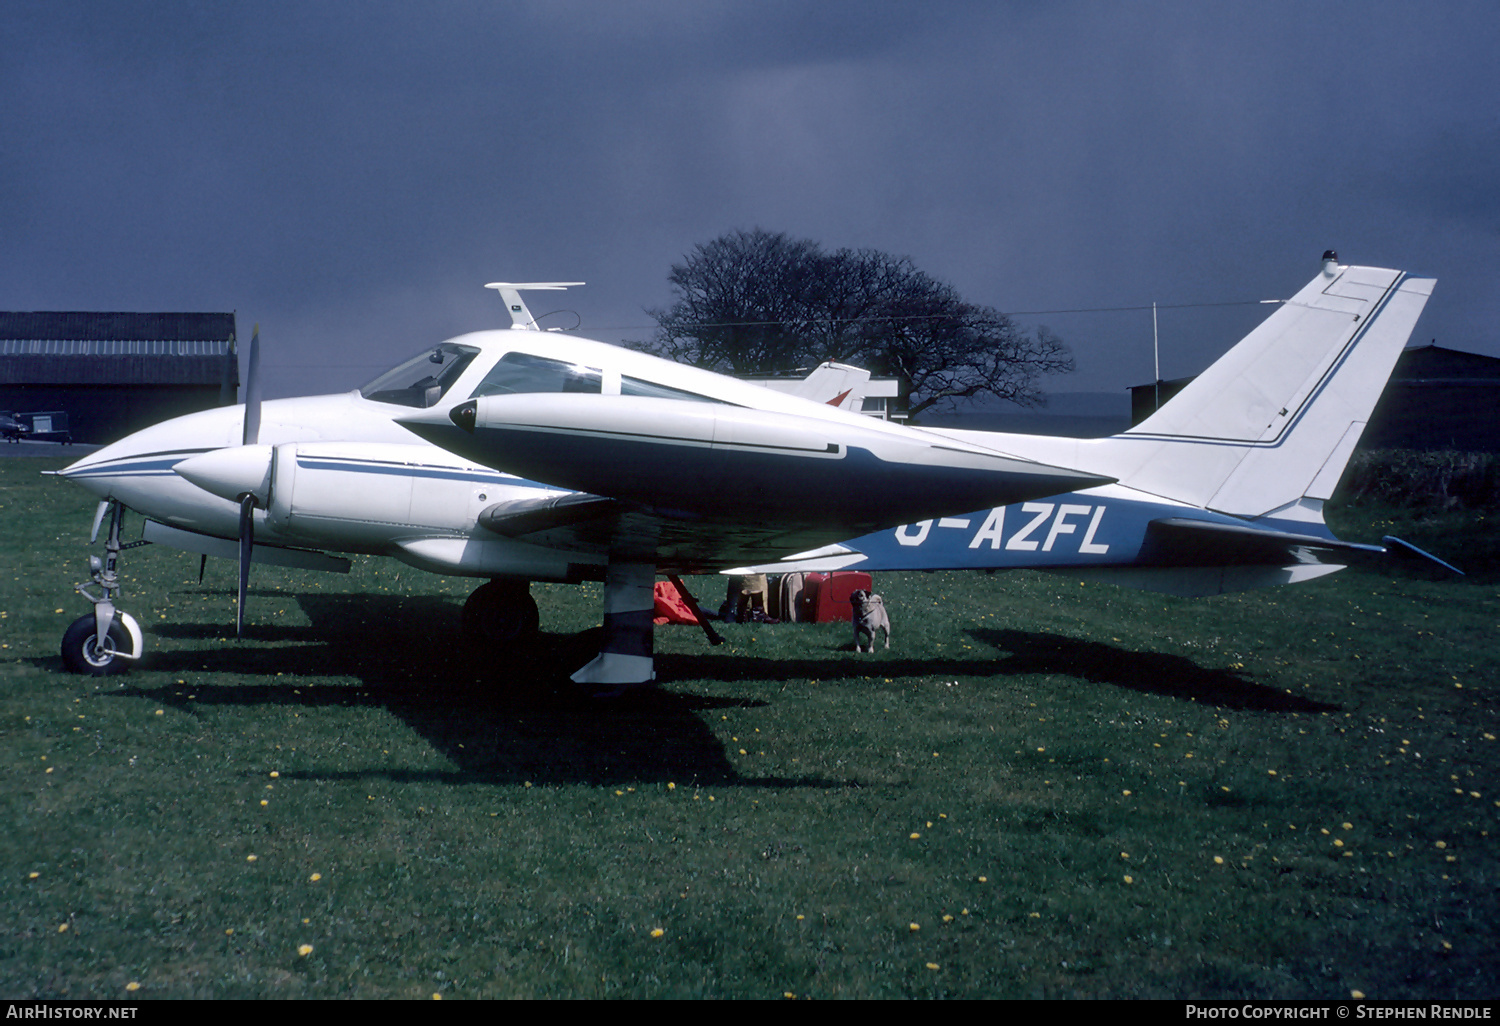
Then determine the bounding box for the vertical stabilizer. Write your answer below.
[1114,259,1434,518]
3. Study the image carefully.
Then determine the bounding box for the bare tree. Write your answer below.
[640,229,1072,417]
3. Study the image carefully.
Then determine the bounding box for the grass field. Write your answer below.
[2,457,1497,999]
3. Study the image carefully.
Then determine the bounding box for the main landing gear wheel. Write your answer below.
[61,615,132,677]
[461,579,540,649]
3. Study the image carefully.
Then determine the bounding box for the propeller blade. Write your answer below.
[242,323,262,446]
[237,493,255,636]
[219,330,238,406]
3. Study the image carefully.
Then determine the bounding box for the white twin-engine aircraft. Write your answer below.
[57,254,1456,686]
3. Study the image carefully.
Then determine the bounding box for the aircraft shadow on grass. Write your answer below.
[97,590,850,789]
[69,588,1334,785]
[968,627,1338,713]
[653,626,1337,714]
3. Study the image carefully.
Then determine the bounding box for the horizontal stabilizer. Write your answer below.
[1379,535,1464,576]
[1143,517,1462,576]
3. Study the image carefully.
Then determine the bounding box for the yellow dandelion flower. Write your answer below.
[978,876,988,883]
[909,922,920,932]
[910,832,921,840]
[1342,822,1353,830]
[309,873,322,882]
[28,872,39,879]
[926,962,940,971]
[1351,990,1365,1000]
[246,854,257,862]
[432,994,442,1000]
[1123,875,1134,884]
[1213,856,1224,865]
[125,982,140,992]
[650,928,664,938]
[269,771,279,778]
[297,944,313,957]
[58,923,68,933]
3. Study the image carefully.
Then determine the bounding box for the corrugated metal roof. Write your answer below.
[0,339,231,356]
[0,311,238,386]
[0,311,235,343]
[0,354,233,386]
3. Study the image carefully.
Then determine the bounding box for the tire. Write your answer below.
[461,580,540,649]
[61,615,133,676]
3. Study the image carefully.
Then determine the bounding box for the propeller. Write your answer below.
[237,493,255,636]
[236,324,261,635]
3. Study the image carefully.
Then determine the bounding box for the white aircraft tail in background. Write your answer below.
[778,361,873,411]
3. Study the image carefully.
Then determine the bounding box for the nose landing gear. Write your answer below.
[62,501,145,676]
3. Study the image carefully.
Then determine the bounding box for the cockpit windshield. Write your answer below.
[359,344,481,408]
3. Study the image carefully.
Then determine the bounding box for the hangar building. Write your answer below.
[0,312,238,444]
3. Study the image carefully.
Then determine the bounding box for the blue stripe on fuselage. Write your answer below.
[831,493,1270,571]
[293,455,558,490]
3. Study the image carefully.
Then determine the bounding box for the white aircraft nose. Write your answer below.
[173,445,275,505]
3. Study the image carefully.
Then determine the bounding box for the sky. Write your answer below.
[4,1,1497,401]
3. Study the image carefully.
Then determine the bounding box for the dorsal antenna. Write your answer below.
[484,282,585,330]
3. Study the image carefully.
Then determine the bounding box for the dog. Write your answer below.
[850,589,890,652]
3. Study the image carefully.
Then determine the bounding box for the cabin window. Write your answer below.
[468,352,603,397]
[360,344,481,408]
[620,376,723,403]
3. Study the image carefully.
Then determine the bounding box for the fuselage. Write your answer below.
[60,326,1036,580]
[56,291,1378,597]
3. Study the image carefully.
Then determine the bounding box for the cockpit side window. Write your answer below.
[360,344,481,408]
[468,352,603,398]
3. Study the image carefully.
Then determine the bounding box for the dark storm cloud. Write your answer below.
[3,1,1496,398]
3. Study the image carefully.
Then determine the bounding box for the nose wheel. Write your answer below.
[61,615,134,676]
[62,500,146,675]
